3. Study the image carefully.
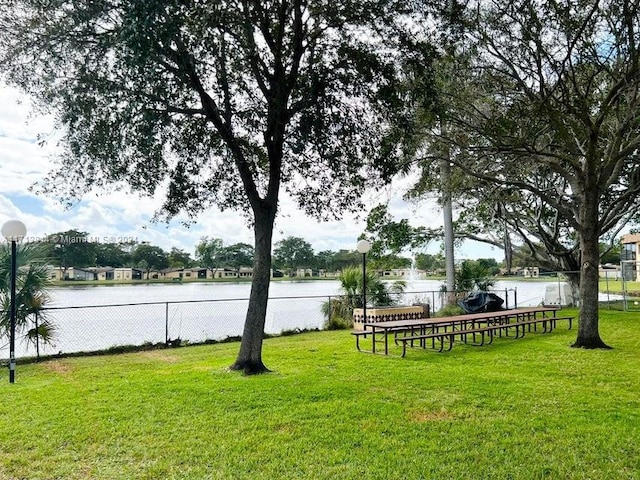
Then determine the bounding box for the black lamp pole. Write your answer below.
[3,219,26,384]
[356,240,371,325]
[361,250,367,322]
[9,239,17,384]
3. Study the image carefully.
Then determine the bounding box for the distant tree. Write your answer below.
[49,230,97,278]
[369,254,412,271]
[273,237,315,276]
[0,0,441,372]
[222,243,254,274]
[476,258,500,276]
[312,249,363,273]
[195,237,226,277]
[168,247,193,269]
[599,242,621,266]
[415,253,445,272]
[314,250,336,272]
[0,243,56,351]
[330,250,363,272]
[132,244,169,276]
[95,243,130,268]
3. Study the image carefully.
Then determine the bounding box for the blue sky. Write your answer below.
[0,85,503,261]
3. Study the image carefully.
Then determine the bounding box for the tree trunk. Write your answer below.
[440,149,456,306]
[229,203,277,374]
[572,197,610,349]
[503,221,513,273]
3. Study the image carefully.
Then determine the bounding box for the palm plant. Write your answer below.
[0,242,56,352]
[322,266,406,329]
[454,260,496,292]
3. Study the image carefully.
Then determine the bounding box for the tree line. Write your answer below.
[45,228,622,278]
[40,230,440,276]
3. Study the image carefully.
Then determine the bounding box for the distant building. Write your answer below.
[599,264,621,280]
[375,268,425,278]
[621,233,640,281]
[163,268,187,280]
[113,268,143,281]
[296,268,315,277]
[238,267,253,278]
[146,269,164,280]
[48,266,96,281]
[93,267,115,281]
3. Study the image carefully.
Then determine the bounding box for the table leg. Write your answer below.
[384,327,389,355]
[371,325,377,354]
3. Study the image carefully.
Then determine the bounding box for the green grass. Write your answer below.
[1,308,639,479]
[600,278,640,295]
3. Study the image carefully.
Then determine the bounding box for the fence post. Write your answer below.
[504,288,509,309]
[622,265,628,311]
[513,287,518,308]
[327,296,332,323]
[165,302,169,345]
[35,309,40,360]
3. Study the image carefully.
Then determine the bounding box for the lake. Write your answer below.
[3,278,603,359]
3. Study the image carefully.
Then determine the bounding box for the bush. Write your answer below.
[435,303,465,317]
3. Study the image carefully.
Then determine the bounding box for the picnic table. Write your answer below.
[352,306,571,356]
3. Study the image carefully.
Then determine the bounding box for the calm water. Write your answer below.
[4,278,607,358]
[46,278,548,307]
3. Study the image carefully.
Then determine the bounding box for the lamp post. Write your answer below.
[356,239,371,324]
[2,220,27,384]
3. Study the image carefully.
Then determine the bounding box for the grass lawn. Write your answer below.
[600,278,640,295]
[1,308,638,479]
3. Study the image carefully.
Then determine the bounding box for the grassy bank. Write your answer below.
[599,278,640,294]
[1,308,638,479]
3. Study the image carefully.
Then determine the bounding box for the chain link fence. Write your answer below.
[539,270,631,311]
[1,294,334,360]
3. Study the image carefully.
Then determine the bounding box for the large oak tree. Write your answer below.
[418,0,640,348]
[0,0,440,372]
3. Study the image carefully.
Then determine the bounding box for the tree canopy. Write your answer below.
[95,242,132,268]
[132,244,169,273]
[49,230,97,275]
[273,236,315,275]
[194,237,226,275]
[222,243,255,272]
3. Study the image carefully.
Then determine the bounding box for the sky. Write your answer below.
[0,84,504,262]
